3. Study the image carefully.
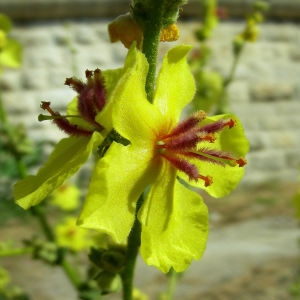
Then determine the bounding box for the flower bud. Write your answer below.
[108,13,143,49]
[95,271,120,295]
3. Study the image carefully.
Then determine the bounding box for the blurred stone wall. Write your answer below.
[0,2,300,186]
[1,0,300,20]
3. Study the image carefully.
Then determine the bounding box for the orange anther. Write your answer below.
[236,158,247,167]
[226,118,236,128]
[203,133,216,143]
[40,101,56,115]
[199,175,213,187]
[40,101,51,110]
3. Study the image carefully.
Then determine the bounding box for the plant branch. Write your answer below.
[0,89,83,291]
[141,4,163,103]
[120,195,143,300]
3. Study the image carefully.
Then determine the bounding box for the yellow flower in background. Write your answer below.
[0,13,22,72]
[55,217,93,252]
[133,288,149,300]
[0,266,10,291]
[50,183,81,211]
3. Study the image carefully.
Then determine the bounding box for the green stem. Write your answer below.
[0,247,33,257]
[165,269,179,300]
[30,206,56,241]
[0,92,7,123]
[0,91,83,291]
[21,165,82,289]
[142,5,163,103]
[120,195,143,300]
[223,47,243,88]
[119,5,165,299]
[216,45,244,114]
[61,258,82,289]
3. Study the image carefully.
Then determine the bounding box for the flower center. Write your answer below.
[156,111,247,187]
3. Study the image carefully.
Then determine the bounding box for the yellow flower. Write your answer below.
[0,13,22,71]
[78,45,249,273]
[55,217,93,252]
[50,183,80,211]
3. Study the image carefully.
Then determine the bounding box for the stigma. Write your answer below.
[156,111,247,187]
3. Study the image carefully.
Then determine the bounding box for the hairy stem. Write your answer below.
[119,4,166,299]
[120,195,143,300]
[216,45,244,114]
[142,4,163,102]
[165,268,179,300]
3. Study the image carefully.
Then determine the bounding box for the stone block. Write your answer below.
[250,82,295,102]
[1,91,37,115]
[21,69,49,90]
[227,81,250,103]
[245,131,266,152]
[24,46,67,68]
[37,88,76,110]
[73,24,97,45]
[268,130,300,148]
[286,149,300,169]
[0,69,22,91]
[47,68,73,87]
[246,150,286,171]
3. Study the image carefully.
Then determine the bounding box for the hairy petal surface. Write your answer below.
[139,161,209,273]
[154,45,196,123]
[78,142,159,244]
[99,46,162,137]
[94,67,123,131]
[14,132,102,209]
[110,49,162,146]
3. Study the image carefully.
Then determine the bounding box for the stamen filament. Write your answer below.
[161,154,199,181]
[163,111,206,139]
[156,113,246,188]
[197,118,235,134]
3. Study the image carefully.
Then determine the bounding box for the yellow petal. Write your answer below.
[14,132,102,209]
[78,142,159,244]
[180,114,249,197]
[154,45,195,124]
[110,46,163,146]
[139,161,208,273]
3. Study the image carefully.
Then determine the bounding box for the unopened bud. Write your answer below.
[108,13,143,49]
[95,271,121,295]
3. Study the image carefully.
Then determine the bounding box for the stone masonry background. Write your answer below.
[1,19,300,186]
